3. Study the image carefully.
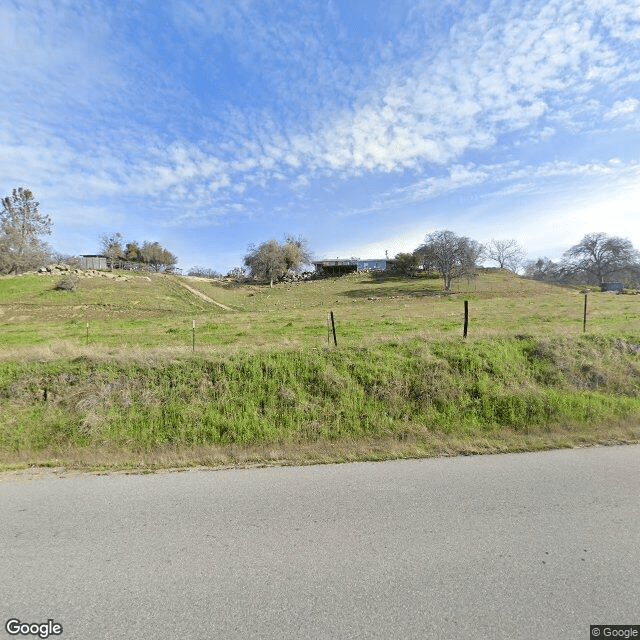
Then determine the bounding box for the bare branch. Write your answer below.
[562,232,640,285]
[417,230,483,290]
[486,238,525,271]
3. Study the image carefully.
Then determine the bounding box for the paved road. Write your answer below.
[1,446,638,640]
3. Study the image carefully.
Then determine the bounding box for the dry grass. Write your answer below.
[2,420,638,475]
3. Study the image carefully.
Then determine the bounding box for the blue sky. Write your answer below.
[2,0,639,274]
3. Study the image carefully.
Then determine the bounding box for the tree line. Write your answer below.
[523,233,640,287]
[392,231,640,290]
[99,232,177,273]
[2,186,639,287]
[384,232,529,290]
[236,231,522,289]
[187,237,313,286]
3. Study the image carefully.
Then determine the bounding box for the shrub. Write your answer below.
[54,277,77,292]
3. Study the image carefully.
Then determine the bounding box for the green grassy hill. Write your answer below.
[1,268,637,355]
[1,269,638,472]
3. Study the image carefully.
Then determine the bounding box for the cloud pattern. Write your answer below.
[0,0,639,257]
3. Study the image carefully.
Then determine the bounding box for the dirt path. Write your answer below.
[178,281,233,310]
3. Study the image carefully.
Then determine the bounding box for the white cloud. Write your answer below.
[604,98,640,120]
[276,0,638,179]
[2,0,640,267]
[367,158,640,213]
[594,0,640,41]
[345,162,640,265]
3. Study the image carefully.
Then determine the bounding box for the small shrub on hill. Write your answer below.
[54,277,77,292]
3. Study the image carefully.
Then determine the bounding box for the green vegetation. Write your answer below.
[0,268,638,472]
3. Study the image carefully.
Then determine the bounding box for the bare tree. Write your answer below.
[0,187,52,274]
[227,266,247,285]
[562,232,640,285]
[50,251,80,268]
[416,230,483,290]
[99,232,124,270]
[486,238,525,271]
[460,238,485,281]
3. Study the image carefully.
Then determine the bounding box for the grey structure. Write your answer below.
[313,258,394,276]
[600,282,624,292]
[79,255,108,270]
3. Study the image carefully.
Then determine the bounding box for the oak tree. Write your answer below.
[486,238,525,271]
[244,235,313,287]
[99,232,125,269]
[562,232,639,285]
[140,241,178,272]
[415,230,483,290]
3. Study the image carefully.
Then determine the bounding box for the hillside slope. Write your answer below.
[1,269,638,471]
[1,268,638,356]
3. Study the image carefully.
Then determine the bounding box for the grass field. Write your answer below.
[1,268,638,354]
[1,268,638,472]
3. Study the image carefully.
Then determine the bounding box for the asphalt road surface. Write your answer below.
[1,445,639,640]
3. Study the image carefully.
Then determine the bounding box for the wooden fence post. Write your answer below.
[583,293,588,333]
[192,319,195,352]
[330,311,337,347]
[463,300,469,338]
